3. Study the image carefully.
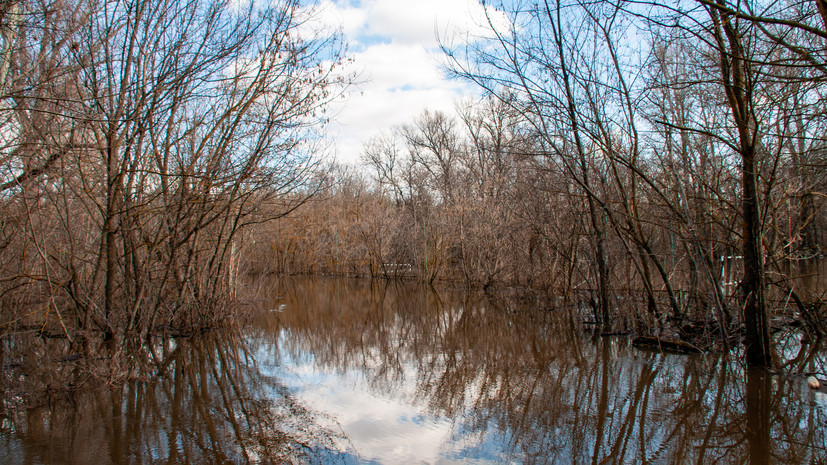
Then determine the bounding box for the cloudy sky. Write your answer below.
[308,0,505,165]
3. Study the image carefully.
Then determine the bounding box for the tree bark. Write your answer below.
[741,143,772,366]
[709,1,772,365]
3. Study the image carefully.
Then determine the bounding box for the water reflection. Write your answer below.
[0,276,824,463]
[260,277,827,464]
[0,330,345,464]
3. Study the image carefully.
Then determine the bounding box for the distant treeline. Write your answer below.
[247,100,824,344]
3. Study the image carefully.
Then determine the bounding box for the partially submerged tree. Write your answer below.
[0,0,347,342]
[439,0,827,365]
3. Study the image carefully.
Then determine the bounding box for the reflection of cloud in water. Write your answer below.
[253,276,827,464]
[0,330,353,464]
[256,332,512,465]
[271,355,469,464]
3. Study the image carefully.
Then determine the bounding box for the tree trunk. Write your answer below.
[741,144,772,365]
[709,1,773,366]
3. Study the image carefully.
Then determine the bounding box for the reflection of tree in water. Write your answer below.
[0,330,345,464]
[266,276,827,464]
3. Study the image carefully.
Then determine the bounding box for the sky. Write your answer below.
[306,0,508,165]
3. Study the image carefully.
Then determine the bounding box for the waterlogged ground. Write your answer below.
[1,276,825,463]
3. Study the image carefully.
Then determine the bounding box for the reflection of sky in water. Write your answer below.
[250,327,827,464]
[255,331,508,464]
[242,277,827,464]
[3,272,825,465]
[251,327,827,464]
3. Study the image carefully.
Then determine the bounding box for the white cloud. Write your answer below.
[365,0,509,47]
[307,0,511,165]
[357,43,446,89]
[311,0,368,39]
[325,43,472,162]
[327,85,465,165]
[312,0,510,48]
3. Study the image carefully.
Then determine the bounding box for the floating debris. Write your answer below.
[632,336,701,354]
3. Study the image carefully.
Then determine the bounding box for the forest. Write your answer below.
[246,0,827,366]
[0,0,825,369]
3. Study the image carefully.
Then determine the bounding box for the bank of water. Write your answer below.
[1,276,825,463]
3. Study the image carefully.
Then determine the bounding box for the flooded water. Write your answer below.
[1,276,826,464]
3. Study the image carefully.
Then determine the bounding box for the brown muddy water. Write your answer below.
[0,276,825,464]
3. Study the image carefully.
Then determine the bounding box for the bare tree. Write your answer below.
[441,0,617,327]
[438,0,826,363]
[0,0,347,342]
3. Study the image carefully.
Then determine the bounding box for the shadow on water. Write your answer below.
[0,275,825,463]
